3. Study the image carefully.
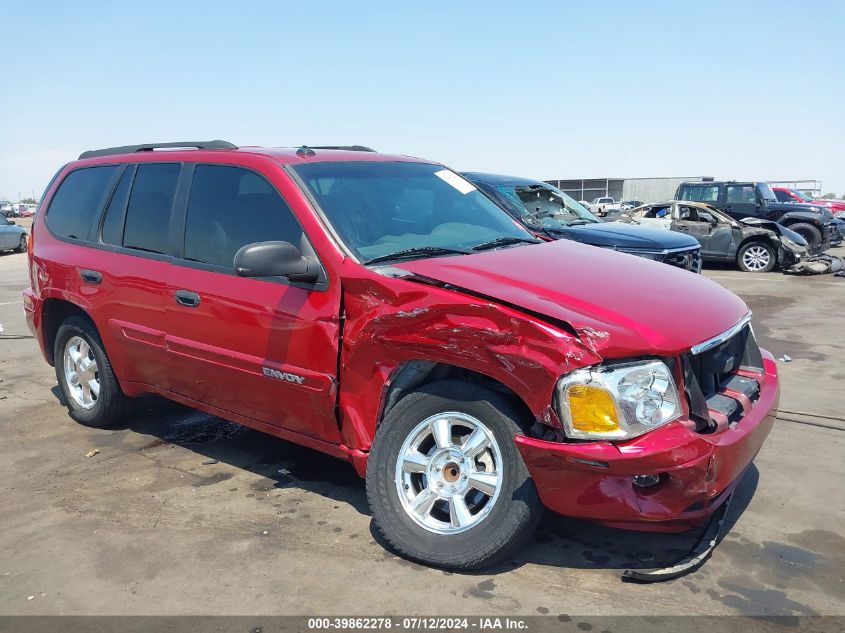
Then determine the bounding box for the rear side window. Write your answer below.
[122,163,181,254]
[183,165,303,268]
[46,166,118,240]
[679,185,719,203]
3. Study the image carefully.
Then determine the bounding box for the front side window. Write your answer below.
[726,185,756,204]
[122,163,181,254]
[183,165,303,268]
[678,185,719,203]
[293,161,533,262]
[774,189,790,202]
[46,165,119,240]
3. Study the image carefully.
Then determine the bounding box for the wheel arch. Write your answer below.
[41,298,96,366]
[376,360,536,436]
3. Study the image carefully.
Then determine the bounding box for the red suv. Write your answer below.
[24,141,779,569]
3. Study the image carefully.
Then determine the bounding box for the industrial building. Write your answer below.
[545,177,824,204]
[544,177,710,203]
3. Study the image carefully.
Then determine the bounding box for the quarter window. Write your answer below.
[183,165,303,268]
[122,163,181,254]
[46,166,119,240]
[101,166,134,246]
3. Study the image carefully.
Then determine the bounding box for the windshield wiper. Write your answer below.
[471,236,540,252]
[365,246,470,265]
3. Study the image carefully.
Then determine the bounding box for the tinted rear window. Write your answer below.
[183,165,302,268]
[122,163,180,254]
[46,166,118,240]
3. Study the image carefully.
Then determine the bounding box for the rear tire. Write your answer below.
[54,316,129,428]
[366,380,542,570]
[737,241,776,273]
[16,235,27,253]
[787,223,822,250]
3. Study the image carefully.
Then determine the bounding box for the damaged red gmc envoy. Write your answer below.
[24,142,779,569]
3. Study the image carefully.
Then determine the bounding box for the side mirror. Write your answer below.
[234,241,321,283]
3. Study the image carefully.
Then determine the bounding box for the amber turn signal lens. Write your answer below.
[567,385,620,434]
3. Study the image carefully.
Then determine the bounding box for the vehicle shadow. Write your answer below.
[53,387,759,576]
[50,388,369,515]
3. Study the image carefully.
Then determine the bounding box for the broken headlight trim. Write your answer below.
[556,360,682,440]
[781,236,807,253]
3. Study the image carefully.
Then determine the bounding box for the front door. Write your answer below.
[724,184,759,220]
[162,164,342,443]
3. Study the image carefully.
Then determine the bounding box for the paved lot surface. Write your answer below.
[1,242,843,617]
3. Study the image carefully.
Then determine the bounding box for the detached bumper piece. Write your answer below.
[621,491,733,583]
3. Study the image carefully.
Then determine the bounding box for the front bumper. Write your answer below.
[515,351,778,532]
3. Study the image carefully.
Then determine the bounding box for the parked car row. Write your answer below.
[23,141,779,569]
[617,201,807,272]
[1,202,36,218]
[675,180,838,251]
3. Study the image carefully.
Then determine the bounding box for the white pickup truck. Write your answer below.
[588,196,622,217]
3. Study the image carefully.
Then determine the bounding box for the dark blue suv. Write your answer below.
[464,173,702,273]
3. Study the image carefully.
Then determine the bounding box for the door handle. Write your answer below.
[80,269,102,284]
[175,290,201,308]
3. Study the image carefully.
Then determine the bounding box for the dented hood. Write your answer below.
[399,239,749,357]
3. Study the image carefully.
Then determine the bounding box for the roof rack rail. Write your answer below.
[78,140,237,160]
[310,145,376,152]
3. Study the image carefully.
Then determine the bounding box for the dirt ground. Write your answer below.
[0,238,843,617]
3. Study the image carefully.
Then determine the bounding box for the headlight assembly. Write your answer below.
[556,360,682,440]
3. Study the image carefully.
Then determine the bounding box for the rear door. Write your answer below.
[162,163,342,443]
[93,162,183,387]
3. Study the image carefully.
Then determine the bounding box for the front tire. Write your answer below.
[366,380,542,570]
[737,241,776,273]
[787,223,822,250]
[54,316,129,427]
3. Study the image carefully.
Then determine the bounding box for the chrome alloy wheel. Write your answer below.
[395,412,503,534]
[63,336,99,409]
[742,245,772,271]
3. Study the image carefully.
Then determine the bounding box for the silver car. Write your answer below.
[0,216,27,253]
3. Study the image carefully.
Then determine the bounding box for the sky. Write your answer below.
[1,0,843,201]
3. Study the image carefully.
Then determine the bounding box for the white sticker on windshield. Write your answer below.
[434,169,476,195]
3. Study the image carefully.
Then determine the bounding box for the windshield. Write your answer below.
[495,183,600,229]
[755,183,777,203]
[793,190,814,202]
[293,161,534,262]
